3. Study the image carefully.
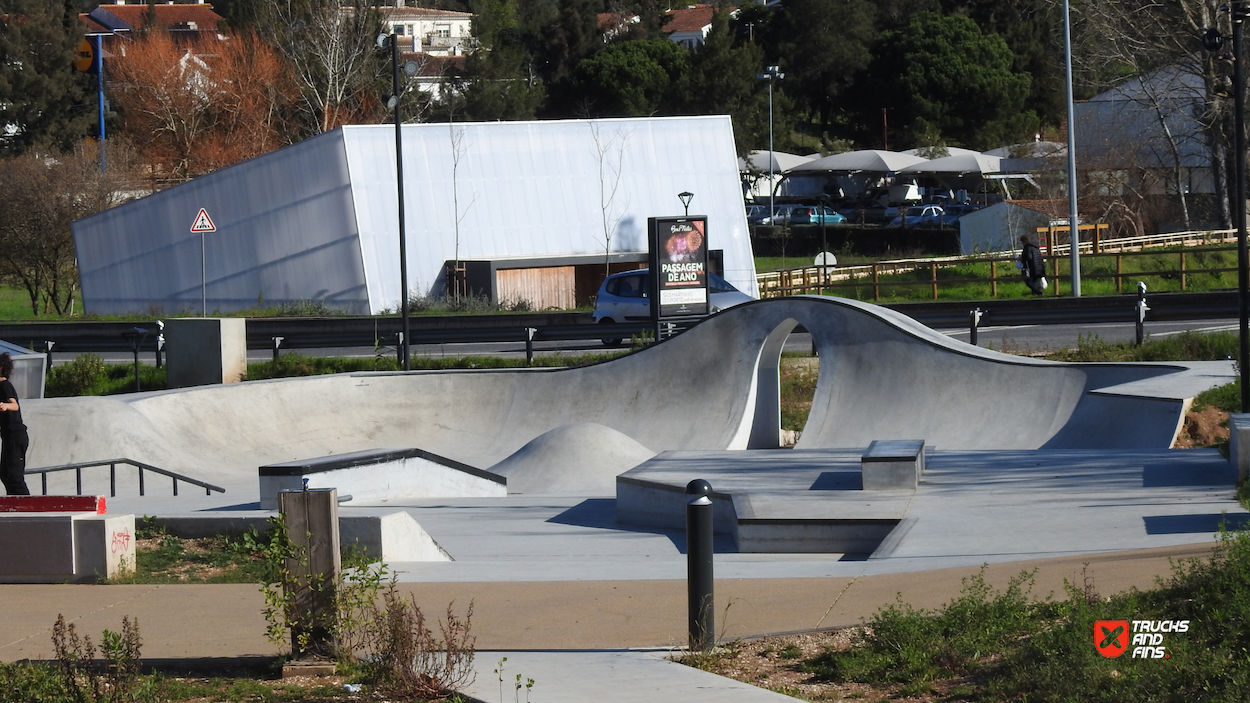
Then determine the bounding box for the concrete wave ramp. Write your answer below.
[21,296,1231,504]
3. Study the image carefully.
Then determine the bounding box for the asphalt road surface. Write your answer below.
[45,317,1241,367]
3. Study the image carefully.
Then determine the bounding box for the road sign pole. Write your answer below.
[201,230,206,317]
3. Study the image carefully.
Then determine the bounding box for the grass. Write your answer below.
[779,352,819,432]
[43,350,628,398]
[1046,329,1240,364]
[788,526,1250,701]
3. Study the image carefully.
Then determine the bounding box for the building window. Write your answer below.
[435,23,451,38]
[393,24,405,35]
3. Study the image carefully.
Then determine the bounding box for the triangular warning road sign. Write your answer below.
[191,208,216,232]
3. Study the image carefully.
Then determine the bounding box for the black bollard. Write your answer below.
[686,478,714,651]
[969,308,984,347]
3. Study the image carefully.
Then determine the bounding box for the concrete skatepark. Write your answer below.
[2,295,1246,701]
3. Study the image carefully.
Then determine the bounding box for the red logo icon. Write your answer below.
[1095,620,1130,658]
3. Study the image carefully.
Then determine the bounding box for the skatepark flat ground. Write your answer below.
[0,542,1223,702]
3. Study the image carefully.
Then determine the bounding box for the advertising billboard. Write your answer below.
[649,217,709,319]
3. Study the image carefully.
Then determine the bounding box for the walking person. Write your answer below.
[0,353,30,495]
[1018,235,1047,296]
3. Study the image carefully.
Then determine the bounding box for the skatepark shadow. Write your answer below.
[207,502,262,511]
[1142,463,1235,487]
[1143,513,1250,535]
[548,498,737,553]
[810,471,862,490]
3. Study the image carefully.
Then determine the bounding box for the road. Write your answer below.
[44,317,1241,367]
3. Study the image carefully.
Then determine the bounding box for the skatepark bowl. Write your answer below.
[14,295,1247,584]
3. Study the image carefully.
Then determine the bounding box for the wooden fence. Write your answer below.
[757,229,1240,301]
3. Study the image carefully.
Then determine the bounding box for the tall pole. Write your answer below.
[1063,0,1081,296]
[757,66,782,227]
[1235,5,1249,411]
[200,230,206,317]
[392,35,410,371]
[96,34,105,173]
[767,75,774,224]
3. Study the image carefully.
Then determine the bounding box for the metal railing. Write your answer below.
[25,458,225,497]
[759,229,1241,301]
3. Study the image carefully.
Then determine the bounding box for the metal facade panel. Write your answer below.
[344,116,756,312]
[73,131,369,315]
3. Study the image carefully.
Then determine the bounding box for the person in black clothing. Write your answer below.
[1018,235,1047,296]
[0,353,30,495]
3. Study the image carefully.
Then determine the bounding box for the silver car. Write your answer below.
[592,269,753,345]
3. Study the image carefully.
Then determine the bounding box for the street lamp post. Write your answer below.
[378,33,420,371]
[818,193,829,290]
[678,191,694,216]
[756,66,784,229]
[1063,0,1081,296]
[1204,4,1250,412]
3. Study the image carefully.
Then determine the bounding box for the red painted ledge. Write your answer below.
[0,496,106,514]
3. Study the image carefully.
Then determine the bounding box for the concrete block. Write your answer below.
[165,318,247,388]
[862,440,924,490]
[1230,414,1250,483]
[259,448,506,510]
[341,513,451,562]
[74,514,137,581]
[0,513,135,583]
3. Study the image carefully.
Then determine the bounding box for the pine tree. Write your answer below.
[0,0,94,157]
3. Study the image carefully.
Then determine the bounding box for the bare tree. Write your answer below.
[588,121,631,278]
[1070,0,1230,228]
[0,146,140,315]
[448,123,479,299]
[264,0,387,135]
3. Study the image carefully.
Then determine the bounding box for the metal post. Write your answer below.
[273,336,284,361]
[818,194,829,291]
[1136,282,1150,346]
[525,327,537,365]
[1063,0,1081,296]
[96,34,105,173]
[970,308,984,347]
[685,479,714,652]
[1237,5,1250,411]
[393,35,411,372]
[201,229,206,317]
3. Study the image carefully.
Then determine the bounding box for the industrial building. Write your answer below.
[72,116,756,315]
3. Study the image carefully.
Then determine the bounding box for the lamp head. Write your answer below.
[678,191,694,210]
[376,33,391,49]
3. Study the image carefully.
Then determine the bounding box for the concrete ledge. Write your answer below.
[0,513,135,583]
[152,511,452,563]
[258,448,506,510]
[862,440,924,490]
[1231,414,1250,483]
[0,496,106,513]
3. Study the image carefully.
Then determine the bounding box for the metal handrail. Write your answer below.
[25,458,225,497]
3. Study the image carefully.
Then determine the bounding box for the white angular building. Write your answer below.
[72,116,756,315]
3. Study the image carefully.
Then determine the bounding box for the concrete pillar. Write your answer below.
[279,487,341,657]
[164,318,247,388]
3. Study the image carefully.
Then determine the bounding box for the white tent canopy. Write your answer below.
[788,149,927,174]
[897,152,1004,175]
[738,150,815,174]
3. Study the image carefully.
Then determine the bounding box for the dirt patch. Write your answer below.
[679,629,951,702]
[1173,405,1230,449]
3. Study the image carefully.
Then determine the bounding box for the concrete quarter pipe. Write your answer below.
[21,296,1232,501]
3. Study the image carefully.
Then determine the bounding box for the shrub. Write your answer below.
[47,353,107,396]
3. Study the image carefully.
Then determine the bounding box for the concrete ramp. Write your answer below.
[489,422,657,495]
[20,297,1231,501]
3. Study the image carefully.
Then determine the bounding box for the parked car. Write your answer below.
[593,269,753,345]
[787,205,846,225]
[746,204,773,226]
[887,204,959,228]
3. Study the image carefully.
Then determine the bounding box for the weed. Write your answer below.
[492,657,533,703]
[779,643,803,660]
[51,614,147,703]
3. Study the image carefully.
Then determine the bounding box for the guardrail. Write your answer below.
[26,458,226,497]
